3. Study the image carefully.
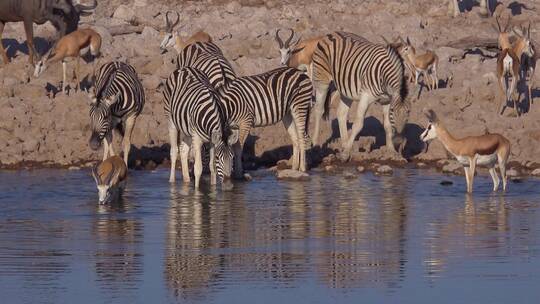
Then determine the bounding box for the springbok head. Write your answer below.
[513,22,535,57]
[275,28,301,66]
[92,156,126,204]
[420,109,439,143]
[159,11,181,53]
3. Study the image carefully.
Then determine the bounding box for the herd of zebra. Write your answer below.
[87,30,412,190]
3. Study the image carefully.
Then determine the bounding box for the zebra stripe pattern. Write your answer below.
[176,41,236,89]
[163,67,238,187]
[217,66,313,175]
[89,61,145,165]
[311,31,411,160]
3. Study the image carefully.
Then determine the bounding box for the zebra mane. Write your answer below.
[95,70,118,103]
[385,45,411,111]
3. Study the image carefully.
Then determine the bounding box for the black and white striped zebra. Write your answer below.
[176,41,236,89]
[88,61,145,165]
[217,66,313,176]
[163,66,239,188]
[311,32,411,161]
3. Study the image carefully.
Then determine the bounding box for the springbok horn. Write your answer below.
[275,29,284,48]
[380,35,390,44]
[171,11,180,29]
[165,11,171,31]
[285,28,295,47]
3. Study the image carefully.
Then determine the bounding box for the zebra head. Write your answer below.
[212,125,240,182]
[88,92,120,150]
[390,94,411,153]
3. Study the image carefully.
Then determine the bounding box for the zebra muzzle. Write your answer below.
[89,134,102,151]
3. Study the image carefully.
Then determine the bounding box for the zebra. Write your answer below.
[88,61,145,166]
[217,66,313,177]
[176,41,236,89]
[311,31,411,161]
[162,66,239,188]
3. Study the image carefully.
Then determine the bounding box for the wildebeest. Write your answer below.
[0,0,97,65]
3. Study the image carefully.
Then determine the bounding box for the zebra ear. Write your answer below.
[104,92,121,107]
[227,126,240,146]
[211,130,222,145]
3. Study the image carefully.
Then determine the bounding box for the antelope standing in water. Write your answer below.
[92,155,127,204]
[421,110,510,193]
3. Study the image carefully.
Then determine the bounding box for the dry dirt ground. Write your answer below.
[1,0,540,176]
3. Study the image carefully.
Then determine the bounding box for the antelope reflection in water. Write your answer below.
[312,173,408,289]
[93,201,143,294]
[423,194,509,278]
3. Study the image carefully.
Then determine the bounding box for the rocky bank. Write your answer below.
[1,0,540,177]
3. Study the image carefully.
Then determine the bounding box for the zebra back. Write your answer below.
[218,67,313,129]
[93,61,145,118]
[313,31,410,127]
[176,42,236,89]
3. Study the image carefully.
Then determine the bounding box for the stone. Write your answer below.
[322,154,337,164]
[442,161,461,174]
[68,166,81,170]
[225,1,241,14]
[531,168,540,176]
[506,168,519,177]
[143,75,162,90]
[440,180,453,186]
[376,165,393,175]
[324,165,336,172]
[113,5,136,23]
[343,171,356,179]
[276,169,309,180]
[356,166,365,173]
[134,0,147,7]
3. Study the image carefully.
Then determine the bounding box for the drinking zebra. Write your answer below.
[88,61,145,165]
[311,31,411,161]
[217,66,313,177]
[162,67,238,187]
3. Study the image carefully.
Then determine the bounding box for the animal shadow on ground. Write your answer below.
[402,123,426,160]
[1,37,50,60]
[127,144,170,169]
[508,1,533,15]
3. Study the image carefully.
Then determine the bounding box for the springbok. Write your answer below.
[91,155,127,204]
[421,109,510,193]
[159,11,212,54]
[511,23,536,109]
[34,28,101,94]
[399,37,439,90]
[274,28,323,79]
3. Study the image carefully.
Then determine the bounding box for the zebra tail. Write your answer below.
[322,82,335,120]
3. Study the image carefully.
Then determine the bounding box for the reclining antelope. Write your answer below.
[274,28,323,79]
[159,11,212,54]
[92,155,127,204]
[34,28,102,94]
[421,109,510,193]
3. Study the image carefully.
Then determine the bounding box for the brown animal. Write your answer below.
[159,11,212,53]
[275,28,323,79]
[34,28,101,94]
[400,37,439,90]
[496,47,521,116]
[421,109,510,193]
[91,155,127,204]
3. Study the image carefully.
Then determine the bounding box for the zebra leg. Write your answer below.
[283,114,299,170]
[180,137,191,183]
[105,131,115,159]
[312,82,330,147]
[382,104,398,153]
[342,93,372,161]
[192,137,203,189]
[168,121,178,183]
[337,97,352,147]
[209,144,216,185]
[122,116,136,166]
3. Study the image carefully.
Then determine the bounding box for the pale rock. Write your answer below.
[357,166,365,173]
[442,161,462,173]
[506,168,519,177]
[376,165,393,175]
[531,168,540,176]
[113,5,136,23]
[276,169,309,180]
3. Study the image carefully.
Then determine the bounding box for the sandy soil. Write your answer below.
[1,0,540,177]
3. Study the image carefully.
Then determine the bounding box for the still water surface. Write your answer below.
[0,169,539,303]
